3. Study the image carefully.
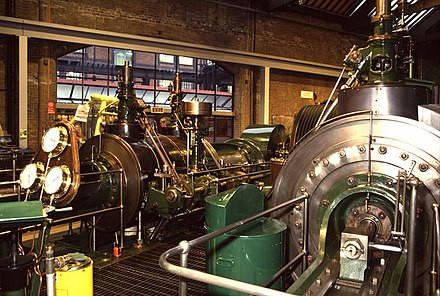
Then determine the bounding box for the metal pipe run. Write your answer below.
[432,203,440,295]
[160,194,307,296]
[405,177,419,296]
[302,196,309,272]
[46,245,55,296]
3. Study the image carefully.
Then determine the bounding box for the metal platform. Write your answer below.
[39,230,206,295]
[93,242,206,296]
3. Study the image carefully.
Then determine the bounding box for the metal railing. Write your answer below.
[159,194,308,296]
[0,169,125,250]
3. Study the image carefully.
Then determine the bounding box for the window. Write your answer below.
[113,49,133,66]
[56,46,234,141]
[159,54,174,64]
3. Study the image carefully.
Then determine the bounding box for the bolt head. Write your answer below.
[378,146,387,154]
[400,152,409,160]
[339,149,346,158]
[358,145,366,153]
[418,163,429,172]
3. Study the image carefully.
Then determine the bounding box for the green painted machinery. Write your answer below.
[205,184,286,295]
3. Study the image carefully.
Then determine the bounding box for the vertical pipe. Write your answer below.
[431,204,439,295]
[376,0,391,16]
[434,204,440,295]
[137,210,143,245]
[46,245,55,296]
[92,216,96,251]
[405,177,419,296]
[302,196,309,272]
[120,169,125,249]
[401,174,407,234]
[179,241,190,296]
[393,174,402,232]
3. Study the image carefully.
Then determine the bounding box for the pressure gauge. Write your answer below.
[19,162,45,192]
[43,165,71,197]
[42,126,69,156]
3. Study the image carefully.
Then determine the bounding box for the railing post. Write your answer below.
[179,240,190,296]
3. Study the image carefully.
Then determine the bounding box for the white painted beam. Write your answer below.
[260,67,271,124]
[18,36,28,148]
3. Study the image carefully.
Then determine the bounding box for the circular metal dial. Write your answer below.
[19,162,44,192]
[42,126,69,156]
[43,165,71,197]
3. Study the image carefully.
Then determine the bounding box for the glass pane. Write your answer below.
[198,59,215,91]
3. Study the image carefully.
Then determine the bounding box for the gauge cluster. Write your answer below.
[19,122,80,206]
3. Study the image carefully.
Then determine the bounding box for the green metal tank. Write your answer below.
[205,184,286,295]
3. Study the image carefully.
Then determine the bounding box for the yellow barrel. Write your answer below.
[55,255,93,296]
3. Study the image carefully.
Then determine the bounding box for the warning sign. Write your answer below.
[47,102,56,114]
[74,104,90,122]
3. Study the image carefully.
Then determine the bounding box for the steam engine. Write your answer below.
[19,62,287,238]
[272,0,439,295]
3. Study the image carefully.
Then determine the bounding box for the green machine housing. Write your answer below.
[205,184,286,295]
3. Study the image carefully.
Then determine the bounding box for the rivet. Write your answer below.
[378,146,387,154]
[295,204,302,211]
[385,179,394,187]
[322,199,329,207]
[298,239,303,246]
[307,255,314,263]
[419,163,428,172]
[325,267,331,275]
[378,212,386,220]
[308,171,316,179]
[322,159,329,166]
[300,186,307,193]
[372,277,378,285]
[400,152,409,160]
[315,278,322,286]
[294,221,302,228]
[305,291,313,296]
[339,149,346,158]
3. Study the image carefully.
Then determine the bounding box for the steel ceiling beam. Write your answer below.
[0,16,343,78]
[265,0,296,12]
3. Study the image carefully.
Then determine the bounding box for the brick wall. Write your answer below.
[1,0,436,151]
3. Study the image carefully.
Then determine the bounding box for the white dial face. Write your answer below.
[42,127,61,153]
[19,163,44,192]
[44,166,70,195]
[20,164,37,189]
[41,126,68,156]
